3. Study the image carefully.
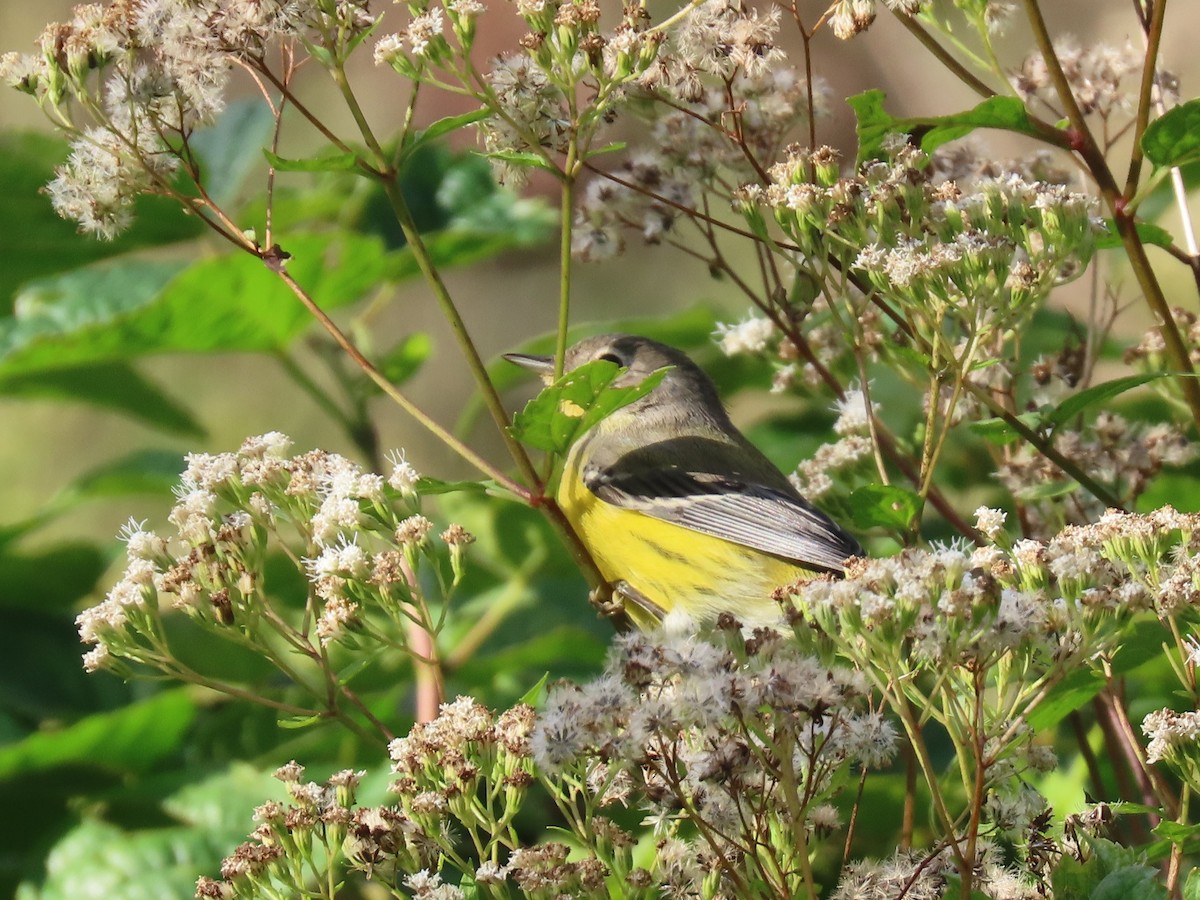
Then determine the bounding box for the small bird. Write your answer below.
[505,333,862,629]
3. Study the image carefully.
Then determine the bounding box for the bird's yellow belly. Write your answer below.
[558,474,806,628]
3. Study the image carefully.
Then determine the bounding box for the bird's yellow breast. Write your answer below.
[557,459,807,628]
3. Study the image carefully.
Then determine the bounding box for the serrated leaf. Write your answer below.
[847,484,921,531]
[1096,219,1176,250]
[849,90,1041,163]
[509,359,669,455]
[263,147,361,172]
[1142,98,1200,170]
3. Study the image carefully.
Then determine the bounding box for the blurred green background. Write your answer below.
[2,0,1200,896]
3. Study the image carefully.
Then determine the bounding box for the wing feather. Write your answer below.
[585,465,862,573]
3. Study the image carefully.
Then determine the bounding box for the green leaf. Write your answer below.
[0,363,203,436]
[1153,820,1200,844]
[1092,866,1166,900]
[54,449,184,507]
[1185,867,1200,900]
[509,359,669,455]
[847,484,921,531]
[400,108,490,162]
[0,234,394,376]
[967,413,1039,445]
[378,332,431,385]
[415,477,489,496]
[1142,98,1200,170]
[263,147,362,173]
[1026,667,1105,729]
[0,690,196,779]
[849,90,1041,162]
[584,141,628,159]
[1,259,188,370]
[0,131,200,313]
[1015,479,1079,501]
[1095,219,1176,250]
[1047,373,1168,429]
[189,98,276,208]
[0,543,106,613]
[520,673,550,706]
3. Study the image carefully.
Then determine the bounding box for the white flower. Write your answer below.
[713,316,774,356]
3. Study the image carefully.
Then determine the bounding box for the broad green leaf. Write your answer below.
[17,818,207,900]
[0,363,202,436]
[0,233,395,376]
[189,98,276,208]
[849,90,1041,162]
[509,359,669,455]
[1185,867,1200,900]
[379,332,432,385]
[847,484,921,531]
[1153,821,1200,844]
[1,259,188,368]
[0,690,195,779]
[1095,219,1176,250]
[0,131,201,313]
[1092,866,1166,900]
[264,147,362,173]
[1142,98,1200,170]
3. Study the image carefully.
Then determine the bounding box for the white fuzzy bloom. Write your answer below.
[713,316,774,356]
[974,506,1007,540]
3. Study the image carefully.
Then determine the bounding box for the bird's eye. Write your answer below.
[598,352,623,366]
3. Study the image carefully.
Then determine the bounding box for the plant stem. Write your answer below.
[1124,0,1169,195]
[1019,0,1200,428]
[270,267,528,496]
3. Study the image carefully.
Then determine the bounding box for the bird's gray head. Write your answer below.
[504,333,725,420]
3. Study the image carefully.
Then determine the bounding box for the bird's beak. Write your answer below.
[503,351,556,384]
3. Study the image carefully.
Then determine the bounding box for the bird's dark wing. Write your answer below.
[584,464,862,573]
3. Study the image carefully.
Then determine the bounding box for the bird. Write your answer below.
[504,333,862,629]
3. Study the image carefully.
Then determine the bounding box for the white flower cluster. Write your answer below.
[1,0,373,238]
[531,617,896,894]
[75,434,473,671]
